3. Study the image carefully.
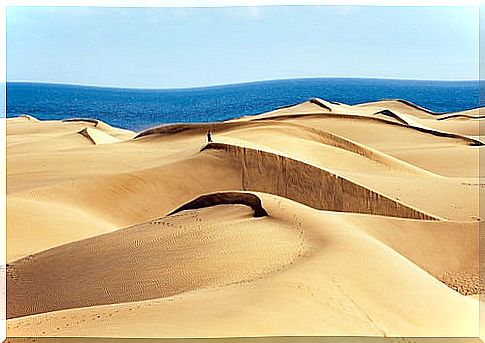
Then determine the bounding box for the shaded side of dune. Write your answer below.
[202,143,437,220]
[134,107,483,146]
[62,118,100,126]
[249,113,483,146]
[309,98,332,111]
[437,114,485,121]
[77,127,121,145]
[133,120,436,177]
[373,109,410,125]
[134,122,243,139]
[385,99,439,115]
[168,192,268,217]
[6,192,302,319]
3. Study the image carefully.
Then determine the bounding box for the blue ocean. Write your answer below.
[6,78,480,132]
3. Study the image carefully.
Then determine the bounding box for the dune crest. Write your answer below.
[437,113,485,121]
[309,98,333,111]
[373,109,410,125]
[6,193,478,336]
[6,98,482,338]
[202,142,438,220]
[78,127,121,145]
[14,114,40,121]
[63,118,100,126]
[168,191,268,217]
[7,200,305,319]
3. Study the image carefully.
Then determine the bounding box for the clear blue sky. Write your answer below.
[6,6,478,88]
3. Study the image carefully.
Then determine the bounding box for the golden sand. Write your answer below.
[6,99,482,337]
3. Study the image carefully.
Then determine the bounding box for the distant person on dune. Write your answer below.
[207,130,213,143]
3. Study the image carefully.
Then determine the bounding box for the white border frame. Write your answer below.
[1,1,481,341]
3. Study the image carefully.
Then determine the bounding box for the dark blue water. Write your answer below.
[6,78,480,131]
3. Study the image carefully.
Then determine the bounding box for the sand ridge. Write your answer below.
[201,142,439,219]
[77,127,121,145]
[5,98,483,338]
[6,192,478,336]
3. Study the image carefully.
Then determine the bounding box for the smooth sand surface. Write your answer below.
[4,337,484,343]
[6,99,483,338]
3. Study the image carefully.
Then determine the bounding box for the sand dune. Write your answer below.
[6,193,478,336]
[168,191,269,217]
[7,197,303,319]
[63,118,134,139]
[6,98,483,338]
[14,114,40,122]
[138,120,437,177]
[354,99,440,118]
[7,196,118,262]
[137,120,476,220]
[372,109,411,125]
[249,98,483,147]
[437,113,484,121]
[77,127,121,144]
[202,142,437,219]
[255,112,481,146]
[7,151,242,261]
[4,337,483,343]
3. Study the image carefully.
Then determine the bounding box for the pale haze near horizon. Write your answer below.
[7,6,478,88]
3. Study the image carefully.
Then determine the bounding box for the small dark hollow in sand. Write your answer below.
[168,192,268,218]
[62,118,99,126]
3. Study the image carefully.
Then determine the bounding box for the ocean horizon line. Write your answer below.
[6,76,480,92]
[8,78,479,130]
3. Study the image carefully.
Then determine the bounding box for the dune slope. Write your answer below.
[6,192,478,337]
[6,98,482,338]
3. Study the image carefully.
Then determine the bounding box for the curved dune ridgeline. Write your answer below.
[6,192,478,336]
[168,192,268,217]
[6,97,483,337]
[63,118,135,140]
[437,114,485,121]
[384,99,440,115]
[354,99,440,117]
[15,114,40,122]
[373,109,410,125]
[201,142,438,220]
[7,197,304,319]
[135,98,483,146]
[309,98,333,111]
[135,119,438,177]
[77,127,121,145]
[63,118,101,126]
[252,113,483,146]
